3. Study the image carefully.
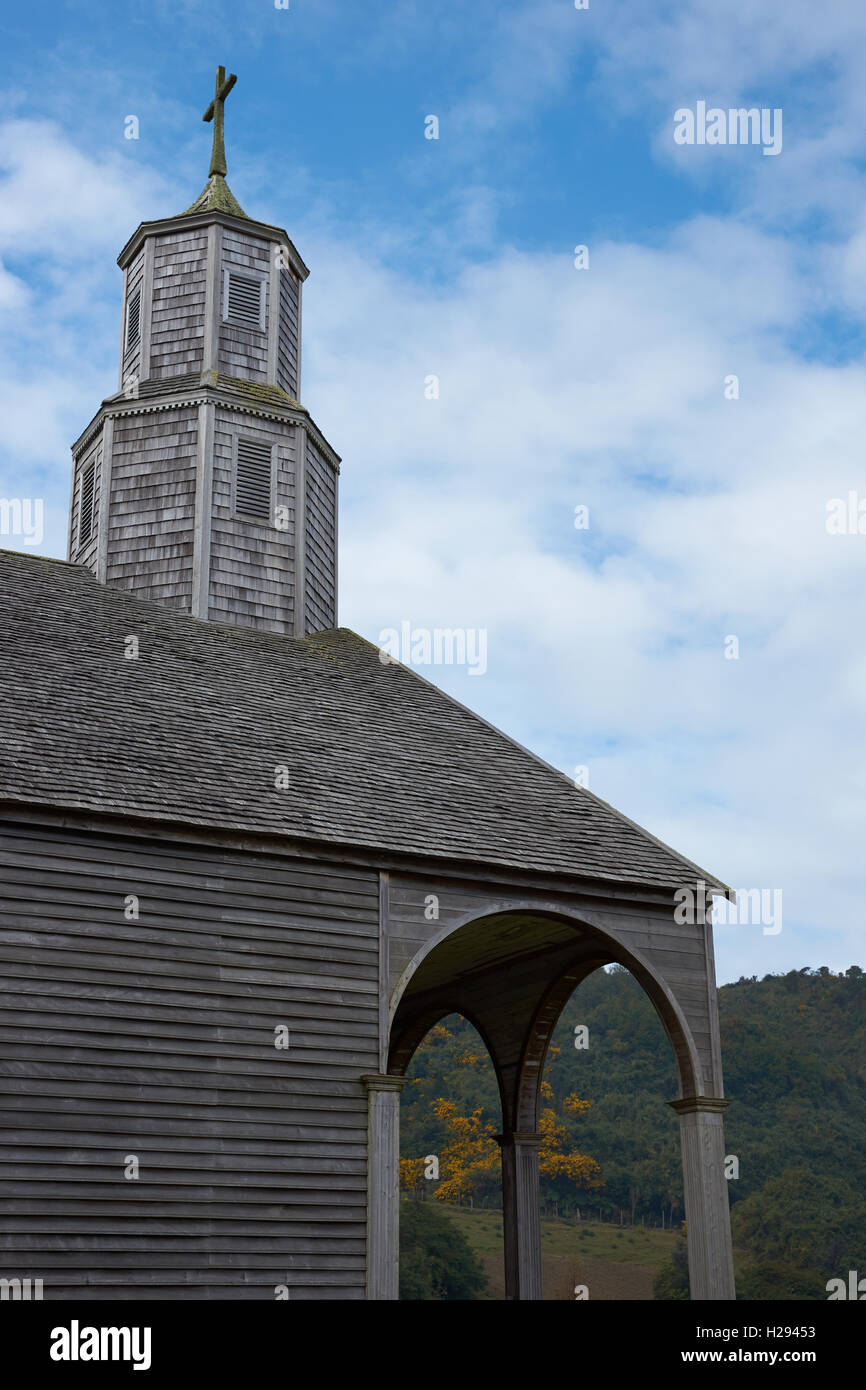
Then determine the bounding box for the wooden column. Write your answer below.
[202,222,221,377]
[361,1074,407,1300]
[139,238,155,382]
[94,415,115,585]
[117,264,129,393]
[191,401,215,620]
[266,246,281,386]
[669,1097,736,1300]
[496,1131,543,1300]
[293,424,307,636]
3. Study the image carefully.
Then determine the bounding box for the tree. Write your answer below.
[399,1156,426,1195]
[731,1169,866,1274]
[736,1263,826,1301]
[430,1098,500,1205]
[653,1237,690,1300]
[537,1106,604,1209]
[424,1096,604,1211]
[401,972,866,1283]
[399,1198,488,1300]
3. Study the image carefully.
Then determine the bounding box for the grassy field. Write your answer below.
[438,1205,679,1300]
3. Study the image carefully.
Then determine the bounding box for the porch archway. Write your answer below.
[375,905,733,1300]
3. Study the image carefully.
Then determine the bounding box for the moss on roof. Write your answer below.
[215,375,300,408]
[180,174,248,219]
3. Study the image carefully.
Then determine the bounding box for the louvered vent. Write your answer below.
[125,288,141,350]
[235,438,272,520]
[78,458,96,546]
[226,272,264,329]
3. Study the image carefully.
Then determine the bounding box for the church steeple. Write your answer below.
[67,67,339,638]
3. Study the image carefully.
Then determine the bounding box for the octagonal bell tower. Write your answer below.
[68,66,339,637]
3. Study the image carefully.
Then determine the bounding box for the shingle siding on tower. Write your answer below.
[150,230,209,379]
[105,409,198,607]
[304,438,337,634]
[208,408,297,631]
[66,201,332,635]
[121,245,145,386]
[69,437,102,572]
[220,229,270,381]
[277,268,301,399]
[0,815,377,1299]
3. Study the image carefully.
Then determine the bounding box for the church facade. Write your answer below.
[0,72,736,1301]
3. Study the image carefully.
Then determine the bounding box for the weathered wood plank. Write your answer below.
[0,821,377,1298]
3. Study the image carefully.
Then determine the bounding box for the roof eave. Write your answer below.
[0,793,732,904]
[70,381,341,470]
[116,210,310,281]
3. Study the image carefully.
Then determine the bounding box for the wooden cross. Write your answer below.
[203,65,237,179]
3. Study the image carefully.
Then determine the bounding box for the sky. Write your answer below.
[0,0,865,985]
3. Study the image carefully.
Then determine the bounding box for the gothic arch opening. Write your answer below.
[387,906,711,1299]
[398,1012,505,1298]
[539,963,686,1298]
[389,907,703,1116]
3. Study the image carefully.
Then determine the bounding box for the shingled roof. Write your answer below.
[0,550,723,892]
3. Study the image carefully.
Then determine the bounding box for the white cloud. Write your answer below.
[0,257,28,311]
[298,210,866,982]
[0,119,172,258]
[0,120,177,553]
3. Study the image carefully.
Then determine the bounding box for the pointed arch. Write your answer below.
[389,905,704,1121]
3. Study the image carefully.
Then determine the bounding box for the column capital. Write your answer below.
[361,1073,408,1094]
[494,1131,542,1150]
[668,1095,730,1116]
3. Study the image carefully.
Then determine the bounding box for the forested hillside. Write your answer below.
[399,965,866,1296]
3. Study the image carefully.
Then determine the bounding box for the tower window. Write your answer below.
[125,288,141,351]
[78,457,96,547]
[235,438,273,520]
[225,270,264,330]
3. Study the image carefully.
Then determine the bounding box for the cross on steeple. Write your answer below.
[203,65,237,179]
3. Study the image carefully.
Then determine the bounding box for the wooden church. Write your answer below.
[0,70,736,1301]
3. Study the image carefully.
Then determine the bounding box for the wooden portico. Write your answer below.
[376,872,735,1302]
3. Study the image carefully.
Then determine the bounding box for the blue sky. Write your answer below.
[1,0,865,983]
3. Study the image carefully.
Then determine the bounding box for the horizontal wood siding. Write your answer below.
[220,230,270,383]
[0,817,379,1299]
[105,406,197,607]
[209,407,295,634]
[304,440,337,634]
[277,270,300,398]
[149,230,208,379]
